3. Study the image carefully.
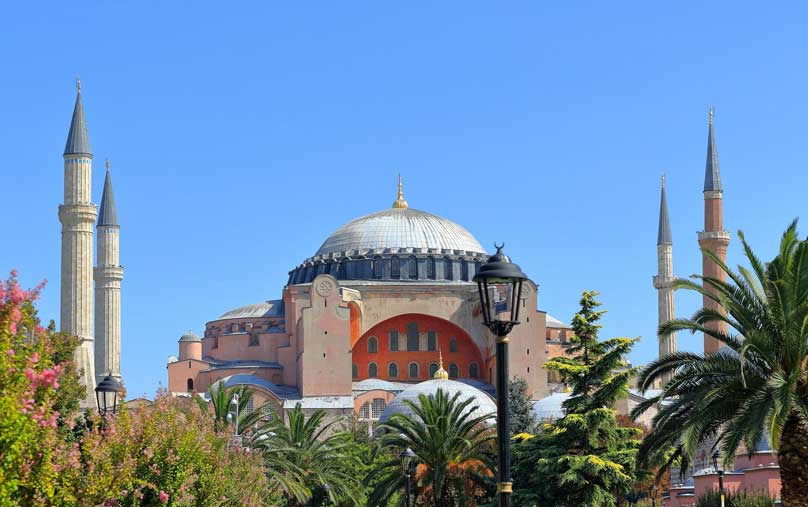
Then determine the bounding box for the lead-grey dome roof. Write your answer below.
[377,378,496,424]
[315,208,486,258]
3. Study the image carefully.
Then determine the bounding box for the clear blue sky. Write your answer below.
[3,2,807,398]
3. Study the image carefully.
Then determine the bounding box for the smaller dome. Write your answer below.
[179,330,200,342]
[532,392,569,421]
[219,300,284,320]
[378,378,496,425]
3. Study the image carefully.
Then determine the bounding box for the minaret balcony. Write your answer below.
[653,275,676,289]
[58,203,98,225]
[697,230,730,242]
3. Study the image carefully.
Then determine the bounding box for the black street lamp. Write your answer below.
[95,373,122,416]
[712,451,725,507]
[651,484,658,507]
[473,243,528,507]
[399,447,417,507]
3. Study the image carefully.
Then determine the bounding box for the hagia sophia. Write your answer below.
[55,83,782,503]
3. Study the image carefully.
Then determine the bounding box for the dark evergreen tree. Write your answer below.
[512,291,642,507]
[508,376,536,436]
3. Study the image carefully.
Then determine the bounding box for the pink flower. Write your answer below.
[30,352,39,364]
[5,349,14,356]
[158,491,169,503]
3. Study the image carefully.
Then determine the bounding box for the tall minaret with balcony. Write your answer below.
[653,175,676,386]
[59,80,97,404]
[697,108,730,354]
[94,160,123,384]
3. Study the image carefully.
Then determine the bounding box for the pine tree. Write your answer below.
[512,291,642,507]
[509,376,537,436]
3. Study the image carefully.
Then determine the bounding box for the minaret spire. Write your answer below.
[59,81,97,406]
[392,173,409,209]
[653,174,676,386]
[698,108,730,354]
[95,159,124,386]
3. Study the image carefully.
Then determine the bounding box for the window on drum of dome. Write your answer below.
[212,336,219,349]
[407,323,419,351]
[444,257,453,280]
[449,337,457,352]
[391,256,400,279]
[449,363,459,378]
[368,336,378,353]
[231,324,238,333]
[337,261,347,279]
[359,402,370,420]
[461,260,469,280]
[249,334,259,347]
[372,398,386,419]
[389,330,399,351]
[469,363,479,378]
[373,256,383,279]
[368,363,378,378]
[427,256,436,279]
[429,363,439,377]
[408,256,418,279]
[388,362,398,378]
[427,331,437,351]
[408,362,419,379]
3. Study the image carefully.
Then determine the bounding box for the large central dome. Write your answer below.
[315,207,485,258]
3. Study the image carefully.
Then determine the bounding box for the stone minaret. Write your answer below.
[59,80,97,405]
[94,160,123,384]
[697,108,730,354]
[653,175,676,386]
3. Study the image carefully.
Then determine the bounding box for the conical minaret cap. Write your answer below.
[64,79,92,156]
[704,107,722,192]
[657,174,672,245]
[97,160,119,227]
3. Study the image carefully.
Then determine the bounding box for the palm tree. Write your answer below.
[367,389,496,507]
[633,221,808,506]
[252,403,363,506]
[195,383,267,433]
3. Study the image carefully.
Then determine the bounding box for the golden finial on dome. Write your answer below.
[433,348,449,380]
[392,173,409,209]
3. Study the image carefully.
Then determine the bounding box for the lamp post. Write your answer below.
[227,393,241,447]
[473,243,528,507]
[94,372,122,416]
[651,484,657,507]
[399,447,417,507]
[712,451,725,507]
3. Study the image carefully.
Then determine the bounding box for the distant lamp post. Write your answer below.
[399,447,417,507]
[712,451,725,507]
[322,482,331,505]
[94,372,122,416]
[473,243,528,507]
[651,484,658,507]
[228,393,241,447]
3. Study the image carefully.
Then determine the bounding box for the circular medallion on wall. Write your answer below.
[316,279,335,297]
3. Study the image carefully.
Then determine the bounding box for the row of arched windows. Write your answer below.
[353,362,479,379]
[291,255,478,284]
[366,330,457,353]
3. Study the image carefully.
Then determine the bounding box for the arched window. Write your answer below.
[449,337,458,352]
[389,330,399,351]
[427,331,437,351]
[407,322,419,351]
[337,261,347,279]
[429,363,439,377]
[368,336,378,353]
[244,398,254,414]
[409,362,419,379]
[368,362,378,378]
[444,257,453,280]
[352,364,359,378]
[388,362,398,378]
[391,256,400,279]
[461,259,469,280]
[469,363,479,378]
[186,378,194,391]
[373,256,383,279]
[408,256,418,279]
[426,256,436,279]
[448,363,459,378]
[372,398,386,419]
[360,402,370,419]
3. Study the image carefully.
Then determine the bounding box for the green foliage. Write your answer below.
[368,389,496,507]
[633,221,808,505]
[252,404,363,506]
[512,291,643,507]
[508,377,536,436]
[196,382,268,434]
[696,489,776,507]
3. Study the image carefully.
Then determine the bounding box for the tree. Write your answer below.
[252,404,363,506]
[512,291,643,507]
[196,382,267,434]
[367,389,496,507]
[633,221,808,506]
[508,377,536,436]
